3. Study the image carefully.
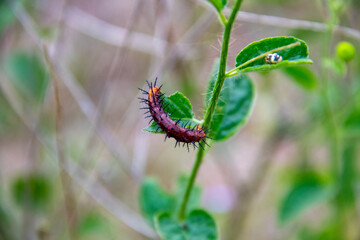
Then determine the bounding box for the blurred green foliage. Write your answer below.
[0,1,14,35]
[279,175,334,223]
[139,178,176,227]
[155,210,217,240]
[76,212,115,240]
[11,174,52,212]
[4,52,49,104]
[139,176,201,228]
[0,198,16,240]
[0,91,18,133]
[282,66,317,90]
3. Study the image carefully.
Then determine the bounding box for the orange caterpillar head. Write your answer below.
[148,86,161,103]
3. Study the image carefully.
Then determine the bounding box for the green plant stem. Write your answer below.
[219,11,228,25]
[178,0,243,220]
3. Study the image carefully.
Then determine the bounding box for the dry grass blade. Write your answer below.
[0,74,157,239]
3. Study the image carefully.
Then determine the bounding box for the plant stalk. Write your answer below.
[178,0,243,220]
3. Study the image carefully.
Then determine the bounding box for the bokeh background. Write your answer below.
[0,0,359,239]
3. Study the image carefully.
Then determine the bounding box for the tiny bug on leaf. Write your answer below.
[265,53,283,64]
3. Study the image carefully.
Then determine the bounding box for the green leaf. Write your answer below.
[279,181,334,223]
[235,36,313,73]
[4,52,49,103]
[0,91,18,133]
[139,176,202,228]
[77,212,113,239]
[139,178,176,227]
[322,57,346,77]
[175,176,201,215]
[155,210,217,240]
[344,107,360,131]
[282,66,317,90]
[11,174,52,212]
[335,144,356,208]
[144,91,201,134]
[0,2,14,35]
[207,0,227,11]
[206,60,254,141]
[0,197,17,240]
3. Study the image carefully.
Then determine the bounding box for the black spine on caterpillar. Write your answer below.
[265,53,283,64]
[138,78,211,152]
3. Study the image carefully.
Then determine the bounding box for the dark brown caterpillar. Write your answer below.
[138,79,210,151]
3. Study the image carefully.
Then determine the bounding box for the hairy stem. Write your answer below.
[178,0,243,220]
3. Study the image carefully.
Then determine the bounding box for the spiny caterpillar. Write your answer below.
[265,53,283,64]
[138,79,210,151]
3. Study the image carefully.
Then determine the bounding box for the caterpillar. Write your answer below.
[138,79,210,151]
[265,53,283,64]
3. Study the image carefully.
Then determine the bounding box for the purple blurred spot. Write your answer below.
[203,184,236,213]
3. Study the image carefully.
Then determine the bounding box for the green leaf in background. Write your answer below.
[0,91,18,133]
[144,91,201,134]
[4,52,49,103]
[0,2,14,35]
[0,197,17,240]
[155,209,217,240]
[335,144,356,208]
[139,176,202,229]
[175,175,201,215]
[343,107,360,132]
[139,178,176,227]
[234,36,313,73]
[279,181,334,223]
[11,174,52,212]
[206,60,254,141]
[77,212,114,240]
[282,66,317,90]
[322,57,346,77]
[298,221,342,240]
[207,0,227,11]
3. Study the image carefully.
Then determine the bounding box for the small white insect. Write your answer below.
[265,53,283,64]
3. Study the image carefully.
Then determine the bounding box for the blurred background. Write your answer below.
[0,0,359,239]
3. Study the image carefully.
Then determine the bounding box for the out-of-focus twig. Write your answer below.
[157,9,215,75]
[79,0,144,183]
[229,10,360,39]
[9,1,134,176]
[43,45,77,240]
[224,127,284,240]
[65,7,169,56]
[0,74,157,239]
[64,5,360,56]
[7,3,159,237]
